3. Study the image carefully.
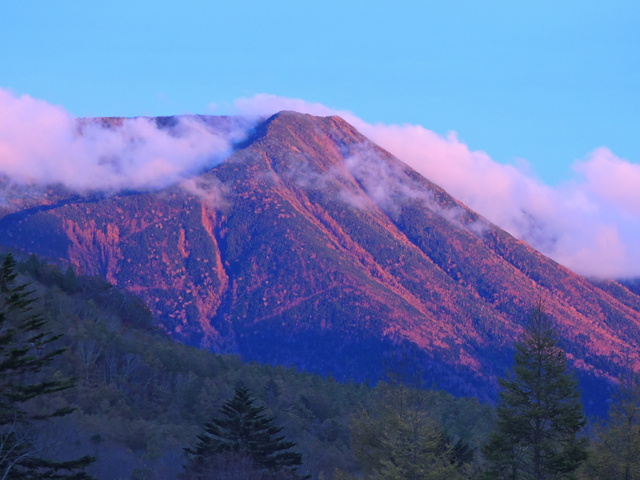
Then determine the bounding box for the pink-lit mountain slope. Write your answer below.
[2,111,640,405]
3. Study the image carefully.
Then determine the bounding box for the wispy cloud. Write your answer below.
[0,89,250,192]
[178,176,230,208]
[231,94,640,278]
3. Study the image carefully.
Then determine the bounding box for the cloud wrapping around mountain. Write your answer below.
[0,89,246,191]
[1,89,639,278]
[230,94,640,279]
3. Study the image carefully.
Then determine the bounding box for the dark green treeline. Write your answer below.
[2,252,640,479]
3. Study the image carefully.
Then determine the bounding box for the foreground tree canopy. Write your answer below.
[583,374,640,479]
[350,379,473,480]
[183,385,308,479]
[0,254,94,479]
[484,303,588,480]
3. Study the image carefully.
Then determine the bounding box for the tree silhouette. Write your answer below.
[585,374,640,479]
[0,253,94,479]
[183,385,307,479]
[483,303,587,479]
[351,379,469,480]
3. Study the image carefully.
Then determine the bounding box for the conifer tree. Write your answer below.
[351,380,470,480]
[183,385,307,479]
[483,303,587,480]
[0,254,94,479]
[584,374,640,479]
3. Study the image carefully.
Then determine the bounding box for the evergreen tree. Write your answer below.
[351,380,470,480]
[483,303,587,480]
[0,254,94,479]
[583,374,640,479]
[183,385,307,479]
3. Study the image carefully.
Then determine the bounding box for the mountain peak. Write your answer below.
[230,110,369,178]
[262,110,362,141]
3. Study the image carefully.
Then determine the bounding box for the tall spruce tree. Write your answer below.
[0,254,94,479]
[183,385,307,479]
[483,303,587,480]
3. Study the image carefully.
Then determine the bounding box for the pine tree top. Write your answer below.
[184,384,306,478]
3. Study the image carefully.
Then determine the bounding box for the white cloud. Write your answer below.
[0,89,250,192]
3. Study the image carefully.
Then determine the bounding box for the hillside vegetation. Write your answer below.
[6,254,493,479]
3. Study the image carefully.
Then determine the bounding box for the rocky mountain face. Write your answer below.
[2,111,640,405]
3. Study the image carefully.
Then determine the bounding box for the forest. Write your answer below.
[0,251,638,480]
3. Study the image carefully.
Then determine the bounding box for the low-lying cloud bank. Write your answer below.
[0,89,249,192]
[230,94,640,279]
[2,89,639,278]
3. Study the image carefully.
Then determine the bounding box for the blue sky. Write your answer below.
[1,1,638,184]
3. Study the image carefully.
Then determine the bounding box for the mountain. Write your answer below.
[2,111,640,405]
